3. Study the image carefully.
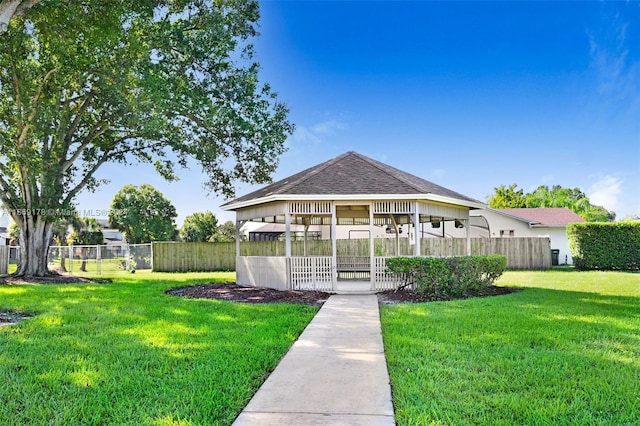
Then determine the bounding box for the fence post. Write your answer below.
[96,244,101,275]
[125,244,130,271]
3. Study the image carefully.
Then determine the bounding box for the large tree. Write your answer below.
[216,220,238,242]
[487,183,526,209]
[180,211,218,242]
[0,0,293,276]
[109,184,177,244]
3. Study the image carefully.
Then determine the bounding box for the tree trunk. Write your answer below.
[15,215,53,276]
[80,248,87,272]
[0,0,42,32]
[0,1,21,32]
[60,250,67,272]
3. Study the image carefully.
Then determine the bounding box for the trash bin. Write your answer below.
[551,249,560,266]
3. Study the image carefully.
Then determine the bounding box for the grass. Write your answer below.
[0,271,318,425]
[381,269,640,426]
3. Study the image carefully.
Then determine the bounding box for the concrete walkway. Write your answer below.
[232,294,395,426]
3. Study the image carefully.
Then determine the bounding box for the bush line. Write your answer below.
[386,255,507,298]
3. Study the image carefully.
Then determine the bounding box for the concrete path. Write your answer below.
[232,294,395,426]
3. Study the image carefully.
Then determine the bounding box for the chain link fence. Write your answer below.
[46,244,152,274]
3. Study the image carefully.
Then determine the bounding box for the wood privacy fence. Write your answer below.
[0,245,8,274]
[153,237,551,272]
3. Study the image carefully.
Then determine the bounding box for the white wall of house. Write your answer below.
[320,224,407,240]
[529,227,573,265]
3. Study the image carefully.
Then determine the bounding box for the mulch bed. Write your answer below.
[377,285,520,304]
[166,283,332,306]
[167,282,520,306]
[0,270,111,285]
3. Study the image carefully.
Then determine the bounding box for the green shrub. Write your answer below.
[386,255,506,297]
[568,222,640,270]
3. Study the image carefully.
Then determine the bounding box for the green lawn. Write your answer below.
[381,269,640,425]
[0,271,318,425]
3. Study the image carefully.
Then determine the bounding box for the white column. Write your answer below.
[235,219,241,258]
[369,202,375,289]
[466,218,471,255]
[414,203,421,256]
[331,202,337,288]
[285,210,292,258]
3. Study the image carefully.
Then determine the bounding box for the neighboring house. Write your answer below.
[0,227,9,245]
[245,222,407,241]
[96,219,125,245]
[472,207,585,265]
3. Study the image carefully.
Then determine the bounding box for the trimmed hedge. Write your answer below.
[567,222,640,270]
[386,255,507,298]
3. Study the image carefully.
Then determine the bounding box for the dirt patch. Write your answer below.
[167,282,520,306]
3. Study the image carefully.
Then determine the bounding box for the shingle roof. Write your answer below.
[222,151,482,208]
[498,208,586,226]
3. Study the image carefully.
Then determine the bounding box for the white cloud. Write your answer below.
[290,118,348,147]
[290,125,322,145]
[312,119,347,135]
[587,14,639,112]
[539,174,554,185]
[588,175,623,210]
[431,168,446,179]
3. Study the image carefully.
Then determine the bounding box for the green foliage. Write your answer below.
[217,220,238,242]
[179,211,219,242]
[0,0,292,275]
[7,221,19,241]
[487,184,615,221]
[386,255,506,298]
[381,270,640,425]
[118,254,151,271]
[568,222,640,270]
[67,217,103,246]
[109,184,177,244]
[487,183,526,208]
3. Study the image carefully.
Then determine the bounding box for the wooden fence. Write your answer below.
[153,237,551,272]
[0,245,8,275]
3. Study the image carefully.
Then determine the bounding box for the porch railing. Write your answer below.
[336,256,370,280]
[372,256,407,291]
[289,256,334,291]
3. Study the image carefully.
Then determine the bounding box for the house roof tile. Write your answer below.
[497,208,585,226]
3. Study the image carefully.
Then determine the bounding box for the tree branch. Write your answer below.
[61,118,110,173]
[62,150,112,205]
[0,162,20,202]
[62,139,167,206]
[64,93,95,147]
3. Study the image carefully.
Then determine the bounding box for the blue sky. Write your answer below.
[71,0,639,227]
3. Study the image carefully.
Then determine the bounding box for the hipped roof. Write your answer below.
[497,208,586,227]
[222,151,483,210]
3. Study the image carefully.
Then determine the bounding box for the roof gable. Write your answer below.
[222,151,480,207]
